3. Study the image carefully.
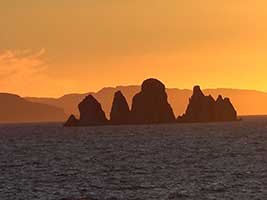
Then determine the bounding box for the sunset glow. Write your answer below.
[1,1,267,97]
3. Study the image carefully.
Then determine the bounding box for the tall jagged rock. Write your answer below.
[78,95,108,126]
[178,86,237,123]
[131,78,176,124]
[180,86,216,122]
[110,91,130,124]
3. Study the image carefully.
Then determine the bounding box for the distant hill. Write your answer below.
[26,86,140,119]
[26,86,267,119]
[0,93,66,123]
[204,88,267,116]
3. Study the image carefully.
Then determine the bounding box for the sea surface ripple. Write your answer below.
[0,116,267,200]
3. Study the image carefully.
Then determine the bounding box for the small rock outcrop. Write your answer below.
[131,78,176,124]
[64,95,108,126]
[215,95,237,121]
[64,114,79,127]
[110,91,131,124]
[178,86,237,122]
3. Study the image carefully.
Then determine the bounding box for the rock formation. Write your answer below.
[131,78,176,124]
[64,80,238,127]
[78,95,108,126]
[215,95,237,121]
[110,91,131,124]
[178,86,237,122]
[178,86,216,122]
[64,115,79,127]
[64,95,108,126]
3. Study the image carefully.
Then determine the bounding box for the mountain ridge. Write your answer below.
[0,93,67,123]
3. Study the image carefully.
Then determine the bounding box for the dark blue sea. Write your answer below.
[0,116,267,200]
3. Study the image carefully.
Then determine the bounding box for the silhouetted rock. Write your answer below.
[64,80,238,127]
[215,95,237,121]
[178,86,237,123]
[131,78,176,124]
[110,91,130,124]
[78,95,108,126]
[64,95,108,126]
[28,86,267,118]
[64,115,79,127]
[179,86,216,122]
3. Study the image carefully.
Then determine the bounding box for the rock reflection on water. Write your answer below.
[0,116,267,200]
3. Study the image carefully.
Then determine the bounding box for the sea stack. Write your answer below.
[131,78,176,124]
[215,95,237,121]
[64,95,107,126]
[110,91,131,124]
[178,86,237,123]
[78,95,108,126]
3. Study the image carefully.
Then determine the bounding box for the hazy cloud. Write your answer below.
[0,49,47,80]
[0,49,63,96]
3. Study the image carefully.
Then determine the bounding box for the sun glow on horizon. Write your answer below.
[0,1,267,97]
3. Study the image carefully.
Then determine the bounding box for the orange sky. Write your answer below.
[1,1,267,97]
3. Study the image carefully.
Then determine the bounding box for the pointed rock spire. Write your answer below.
[178,86,237,123]
[180,86,216,122]
[110,91,130,124]
[193,85,204,97]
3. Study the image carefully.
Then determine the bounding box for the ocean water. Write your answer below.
[0,116,267,200]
